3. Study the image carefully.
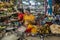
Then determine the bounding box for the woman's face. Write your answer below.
[24,10,30,15]
[17,10,20,13]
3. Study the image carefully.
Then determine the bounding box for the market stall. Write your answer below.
[0,0,60,40]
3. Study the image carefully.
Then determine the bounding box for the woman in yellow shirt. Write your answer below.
[24,8,37,36]
[23,8,35,25]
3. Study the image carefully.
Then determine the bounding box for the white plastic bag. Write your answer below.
[17,26,26,32]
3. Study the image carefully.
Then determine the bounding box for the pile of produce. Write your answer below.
[0,2,13,8]
[0,26,6,30]
[38,24,50,34]
[0,2,4,8]
[50,24,60,34]
[0,1,14,12]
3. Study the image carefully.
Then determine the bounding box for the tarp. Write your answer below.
[47,0,52,15]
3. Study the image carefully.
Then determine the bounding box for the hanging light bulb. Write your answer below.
[23,1,29,5]
[30,1,33,3]
[32,3,35,5]
[23,1,26,4]
[30,1,35,5]
[38,2,41,5]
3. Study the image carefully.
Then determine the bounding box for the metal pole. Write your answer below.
[45,0,47,14]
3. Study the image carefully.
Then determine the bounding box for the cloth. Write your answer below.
[56,15,60,20]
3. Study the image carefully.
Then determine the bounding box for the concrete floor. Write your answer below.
[26,36,60,40]
[1,34,60,40]
[25,37,40,40]
[45,36,60,40]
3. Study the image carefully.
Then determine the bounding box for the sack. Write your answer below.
[50,24,60,34]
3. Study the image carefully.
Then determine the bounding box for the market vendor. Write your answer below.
[17,8,24,21]
[23,8,35,25]
[17,8,24,26]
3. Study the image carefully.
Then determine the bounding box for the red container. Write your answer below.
[46,22,53,26]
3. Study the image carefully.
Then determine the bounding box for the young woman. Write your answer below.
[23,8,35,25]
[17,8,24,27]
[17,8,24,21]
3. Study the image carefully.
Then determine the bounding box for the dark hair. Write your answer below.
[18,8,24,13]
[25,8,30,12]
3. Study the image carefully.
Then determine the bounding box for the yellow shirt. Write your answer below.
[24,14,35,24]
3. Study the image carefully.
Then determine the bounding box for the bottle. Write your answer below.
[40,36,44,40]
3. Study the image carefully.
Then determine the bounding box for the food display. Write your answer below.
[54,4,60,15]
[0,2,4,8]
[0,0,16,19]
[0,26,6,29]
[38,24,50,34]
[0,0,14,12]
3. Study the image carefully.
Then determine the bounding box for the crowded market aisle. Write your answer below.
[0,0,60,40]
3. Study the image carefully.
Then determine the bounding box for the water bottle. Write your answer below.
[40,36,44,40]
